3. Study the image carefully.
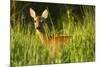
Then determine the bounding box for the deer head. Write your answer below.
[30,8,48,31]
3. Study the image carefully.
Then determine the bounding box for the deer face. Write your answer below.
[30,8,48,31]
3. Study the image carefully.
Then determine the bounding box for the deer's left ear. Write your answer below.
[42,9,48,19]
[30,8,36,19]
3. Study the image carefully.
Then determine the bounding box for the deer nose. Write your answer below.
[37,24,42,30]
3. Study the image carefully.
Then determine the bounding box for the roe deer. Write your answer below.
[30,8,72,57]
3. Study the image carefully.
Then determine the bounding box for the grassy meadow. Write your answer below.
[10,1,95,67]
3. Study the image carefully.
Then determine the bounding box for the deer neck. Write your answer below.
[36,30,49,47]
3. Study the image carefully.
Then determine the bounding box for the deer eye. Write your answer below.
[41,19,45,22]
[34,20,36,23]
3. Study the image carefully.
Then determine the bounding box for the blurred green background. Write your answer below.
[10,1,95,67]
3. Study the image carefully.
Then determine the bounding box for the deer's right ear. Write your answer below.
[30,8,36,18]
[42,9,48,19]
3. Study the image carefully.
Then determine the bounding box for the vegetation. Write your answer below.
[10,1,95,67]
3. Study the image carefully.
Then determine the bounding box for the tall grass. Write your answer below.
[10,5,95,67]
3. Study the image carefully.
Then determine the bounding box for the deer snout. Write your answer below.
[37,23,42,30]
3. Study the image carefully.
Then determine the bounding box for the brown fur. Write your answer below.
[36,30,72,57]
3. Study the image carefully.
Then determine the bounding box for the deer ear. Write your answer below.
[30,8,36,18]
[42,9,48,19]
